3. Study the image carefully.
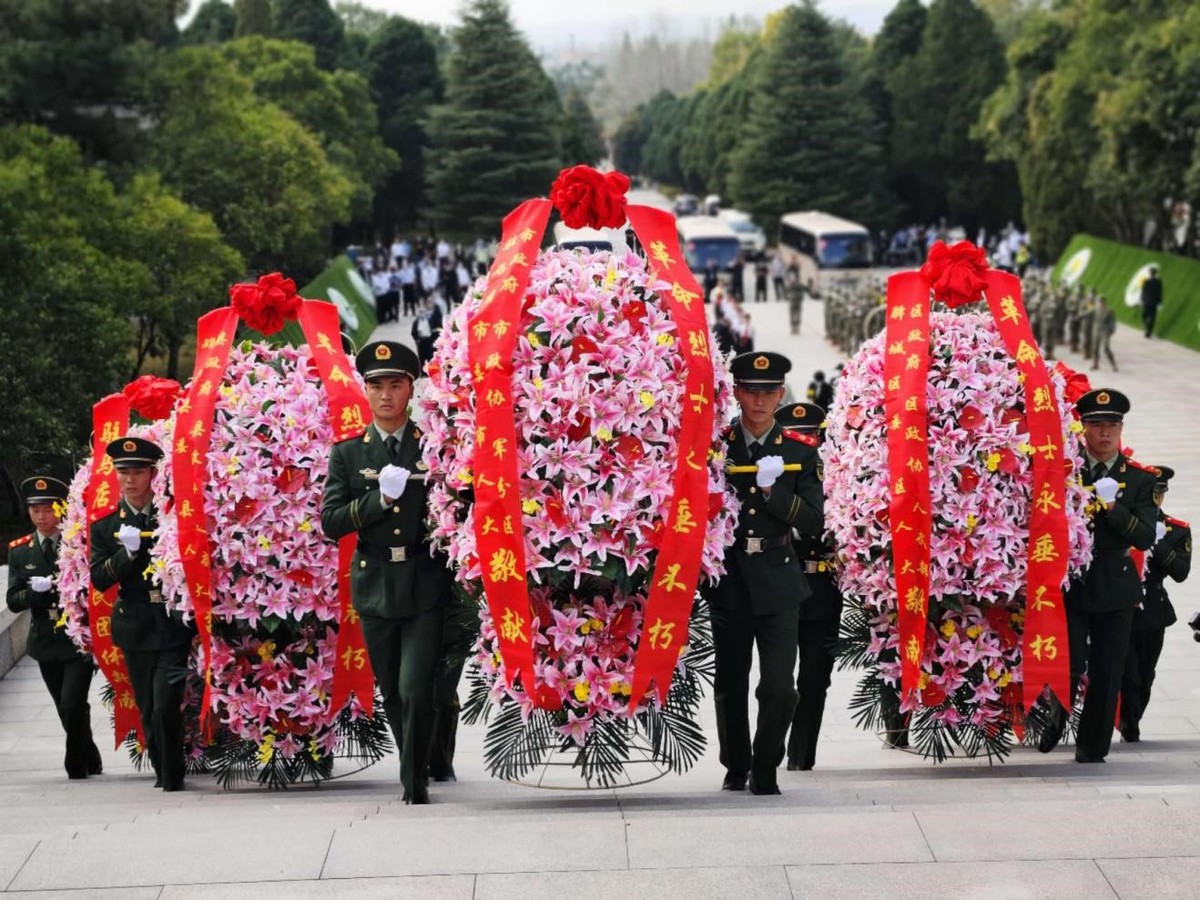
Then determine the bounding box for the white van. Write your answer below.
[676,215,741,275]
[553,222,615,252]
[778,211,873,295]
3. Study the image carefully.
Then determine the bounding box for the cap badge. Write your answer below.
[793,405,806,419]
[122,440,137,452]
[1096,391,1110,405]
[34,479,47,490]
[753,355,769,370]
[375,344,392,360]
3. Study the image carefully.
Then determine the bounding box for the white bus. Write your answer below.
[778,211,874,296]
[677,215,741,276]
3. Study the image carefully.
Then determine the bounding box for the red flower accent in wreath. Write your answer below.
[229,272,301,335]
[1052,361,1092,408]
[920,240,988,309]
[123,375,183,421]
[550,166,630,230]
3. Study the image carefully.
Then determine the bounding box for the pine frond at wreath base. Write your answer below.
[465,596,715,788]
[838,597,1079,762]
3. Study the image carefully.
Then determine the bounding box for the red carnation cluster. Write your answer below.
[549,166,630,230]
[920,240,988,309]
[229,272,301,336]
[123,375,183,421]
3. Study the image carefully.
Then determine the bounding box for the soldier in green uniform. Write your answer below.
[773,403,844,772]
[1038,390,1157,762]
[90,437,195,790]
[707,352,824,795]
[7,476,103,779]
[321,341,448,805]
[1119,465,1191,742]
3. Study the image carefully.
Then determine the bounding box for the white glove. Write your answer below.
[29,575,53,593]
[756,455,785,489]
[1093,477,1119,504]
[378,465,410,502]
[117,523,143,555]
[1156,521,1167,542]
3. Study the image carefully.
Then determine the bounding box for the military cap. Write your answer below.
[356,341,419,381]
[1150,465,1174,492]
[105,436,164,469]
[20,475,68,505]
[1076,388,1130,422]
[775,402,826,431]
[731,351,791,391]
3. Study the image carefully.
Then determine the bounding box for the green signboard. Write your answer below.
[1051,234,1200,351]
[278,255,378,350]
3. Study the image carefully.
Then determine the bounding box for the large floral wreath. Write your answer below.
[824,310,1094,760]
[421,244,737,784]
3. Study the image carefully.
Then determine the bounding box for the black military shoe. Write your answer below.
[430,766,457,783]
[721,771,747,791]
[748,775,782,795]
[87,744,104,776]
[786,759,802,772]
[1074,749,1105,764]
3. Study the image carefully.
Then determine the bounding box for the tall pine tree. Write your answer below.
[425,0,561,238]
[728,2,887,232]
[272,0,344,69]
[235,0,272,36]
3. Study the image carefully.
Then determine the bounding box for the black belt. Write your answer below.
[121,589,164,604]
[803,559,837,574]
[357,540,421,563]
[741,534,792,555]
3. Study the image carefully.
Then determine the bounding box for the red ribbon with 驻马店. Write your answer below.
[87,394,145,748]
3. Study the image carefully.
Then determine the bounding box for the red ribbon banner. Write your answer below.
[467,198,552,700]
[883,270,1071,710]
[87,394,145,748]
[625,205,717,707]
[296,299,376,716]
[173,307,239,729]
[883,273,934,701]
[980,271,1071,711]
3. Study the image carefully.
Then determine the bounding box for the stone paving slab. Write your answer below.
[476,866,793,899]
[160,875,476,899]
[1094,857,1200,899]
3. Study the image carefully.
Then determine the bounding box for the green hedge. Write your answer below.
[277,255,377,351]
[1051,234,1200,351]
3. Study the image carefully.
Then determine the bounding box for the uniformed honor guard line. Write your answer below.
[362,463,804,481]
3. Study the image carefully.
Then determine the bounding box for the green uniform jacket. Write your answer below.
[709,422,823,616]
[321,422,448,620]
[1137,514,1191,630]
[6,534,86,663]
[90,500,194,652]
[1068,454,1158,614]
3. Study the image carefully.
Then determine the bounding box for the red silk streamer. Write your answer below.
[173,307,239,730]
[883,273,934,701]
[296,299,376,716]
[980,271,1071,711]
[87,395,145,748]
[625,205,717,706]
[468,199,553,700]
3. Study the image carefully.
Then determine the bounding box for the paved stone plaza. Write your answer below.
[2,291,1198,898]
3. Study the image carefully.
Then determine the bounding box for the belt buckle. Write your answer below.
[149,590,163,604]
[389,546,408,563]
[745,537,763,555]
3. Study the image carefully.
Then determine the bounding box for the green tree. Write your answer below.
[612,106,646,176]
[235,0,273,35]
[425,0,562,238]
[0,0,185,164]
[560,86,606,166]
[117,173,245,379]
[728,2,888,232]
[212,37,397,223]
[335,0,387,35]
[888,0,1017,233]
[272,0,344,70]
[680,47,762,199]
[147,48,353,276]
[365,15,443,235]
[0,126,143,476]
[183,0,237,45]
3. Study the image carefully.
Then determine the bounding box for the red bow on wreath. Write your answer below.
[123,375,183,421]
[920,241,988,308]
[550,166,631,229]
[229,272,301,335]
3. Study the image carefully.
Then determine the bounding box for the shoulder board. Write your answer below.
[782,429,818,447]
[1124,459,1158,475]
[1165,516,1190,529]
[8,534,33,549]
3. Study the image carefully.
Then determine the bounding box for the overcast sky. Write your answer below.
[355,1,898,49]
